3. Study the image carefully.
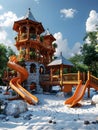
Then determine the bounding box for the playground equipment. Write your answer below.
[64,80,89,107]
[40,70,98,107]
[12,8,56,92]
[7,56,38,105]
[64,72,98,107]
[2,8,98,107]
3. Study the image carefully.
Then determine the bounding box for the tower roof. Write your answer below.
[13,8,45,33]
[24,8,37,22]
[48,52,73,67]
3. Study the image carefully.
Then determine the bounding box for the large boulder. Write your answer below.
[92,95,98,104]
[5,100,28,116]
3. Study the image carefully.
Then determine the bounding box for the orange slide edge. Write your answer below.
[8,61,39,105]
[64,80,90,107]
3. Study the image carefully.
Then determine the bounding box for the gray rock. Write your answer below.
[92,95,98,104]
[84,120,90,125]
[5,100,28,116]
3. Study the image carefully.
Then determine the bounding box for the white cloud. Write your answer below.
[0,28,17,52]
[0,10,23,54]
[0,29,8,43]
[60,8,77,18]
[34,0,39,4]
[86,10,98,32]
[0,11,19,27]
[53,32,81,58]
[71,42,81,56]
[0,11,21,53]
[0,5,3,10]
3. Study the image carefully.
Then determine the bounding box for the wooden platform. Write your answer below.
[40,72,98,93]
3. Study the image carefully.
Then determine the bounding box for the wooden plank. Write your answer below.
[40,80,79,86]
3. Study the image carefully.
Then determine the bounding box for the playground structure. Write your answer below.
[40,71,98,107]
[64,72,98,107]
[2,8,98,106]
[3,8,56,104]
[12,8,56,93]
[7,56,38,105]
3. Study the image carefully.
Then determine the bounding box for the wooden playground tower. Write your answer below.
[12,8,56,92]
[11,8,79,92]
[13,8,56,64]
[3,8,98,94]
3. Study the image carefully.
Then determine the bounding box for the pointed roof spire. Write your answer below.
[48,52,73,67]
[24,8,37,22]
[45,28,50,35]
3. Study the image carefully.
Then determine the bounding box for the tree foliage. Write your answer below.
[81,32,98,76]
[69,54,88,72]
[0,44,15,84]
[69,31,98,76]
[83,32,97,45]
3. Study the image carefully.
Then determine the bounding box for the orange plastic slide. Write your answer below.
[64,80,90,107]
[7,60,39,105]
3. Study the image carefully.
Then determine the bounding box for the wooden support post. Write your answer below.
[27,25,29,40]
[26,47,30,60]
[60,64,63,86]
[87,71,90,98]
[88,71,90,80]
[88,87,90,98]
[78,71,80,82]
[50,68,53,82]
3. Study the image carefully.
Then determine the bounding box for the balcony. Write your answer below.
[14,34,56,53]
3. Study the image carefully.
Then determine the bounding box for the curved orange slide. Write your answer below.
[7,57,39,105]
[64,80,89,107]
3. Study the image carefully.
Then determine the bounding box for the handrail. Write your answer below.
[40,73,79,82]
[90,74,98,86]
[63,73,78,81]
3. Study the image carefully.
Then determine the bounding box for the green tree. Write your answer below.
[0,44,8,77]
[69,54,88,72]
[0,44,15,84]
[81,32,98,76]
[83,32,97,45]
[7,46,16,58]
[52,43,58,49]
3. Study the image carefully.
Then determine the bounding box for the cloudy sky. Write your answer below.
[0,0,98,58]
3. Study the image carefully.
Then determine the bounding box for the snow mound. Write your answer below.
[5,100,28,116]
[92,95,98,104]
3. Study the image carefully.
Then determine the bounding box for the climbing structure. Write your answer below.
[13,8,56,92]
[3,8,98,106]
[13,8,55,65]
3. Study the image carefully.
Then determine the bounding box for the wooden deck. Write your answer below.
[40,80,79,86]
[40,73,80,87]
[40,71,98,93]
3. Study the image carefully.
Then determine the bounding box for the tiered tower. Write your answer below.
[13,8,56,92]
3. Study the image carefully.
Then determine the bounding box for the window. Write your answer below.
[30,63,36,73]
[39,66,44,74]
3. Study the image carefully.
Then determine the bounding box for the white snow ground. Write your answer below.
[0,86,98,130]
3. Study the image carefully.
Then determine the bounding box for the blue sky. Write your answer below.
[0,0,98,58]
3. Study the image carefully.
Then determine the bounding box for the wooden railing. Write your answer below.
[39,71,98,93]
[39,72,80,86]
[90,74,98,86]
[40,73,79,82]
[63,73,78,81]
[40,71,82,82]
